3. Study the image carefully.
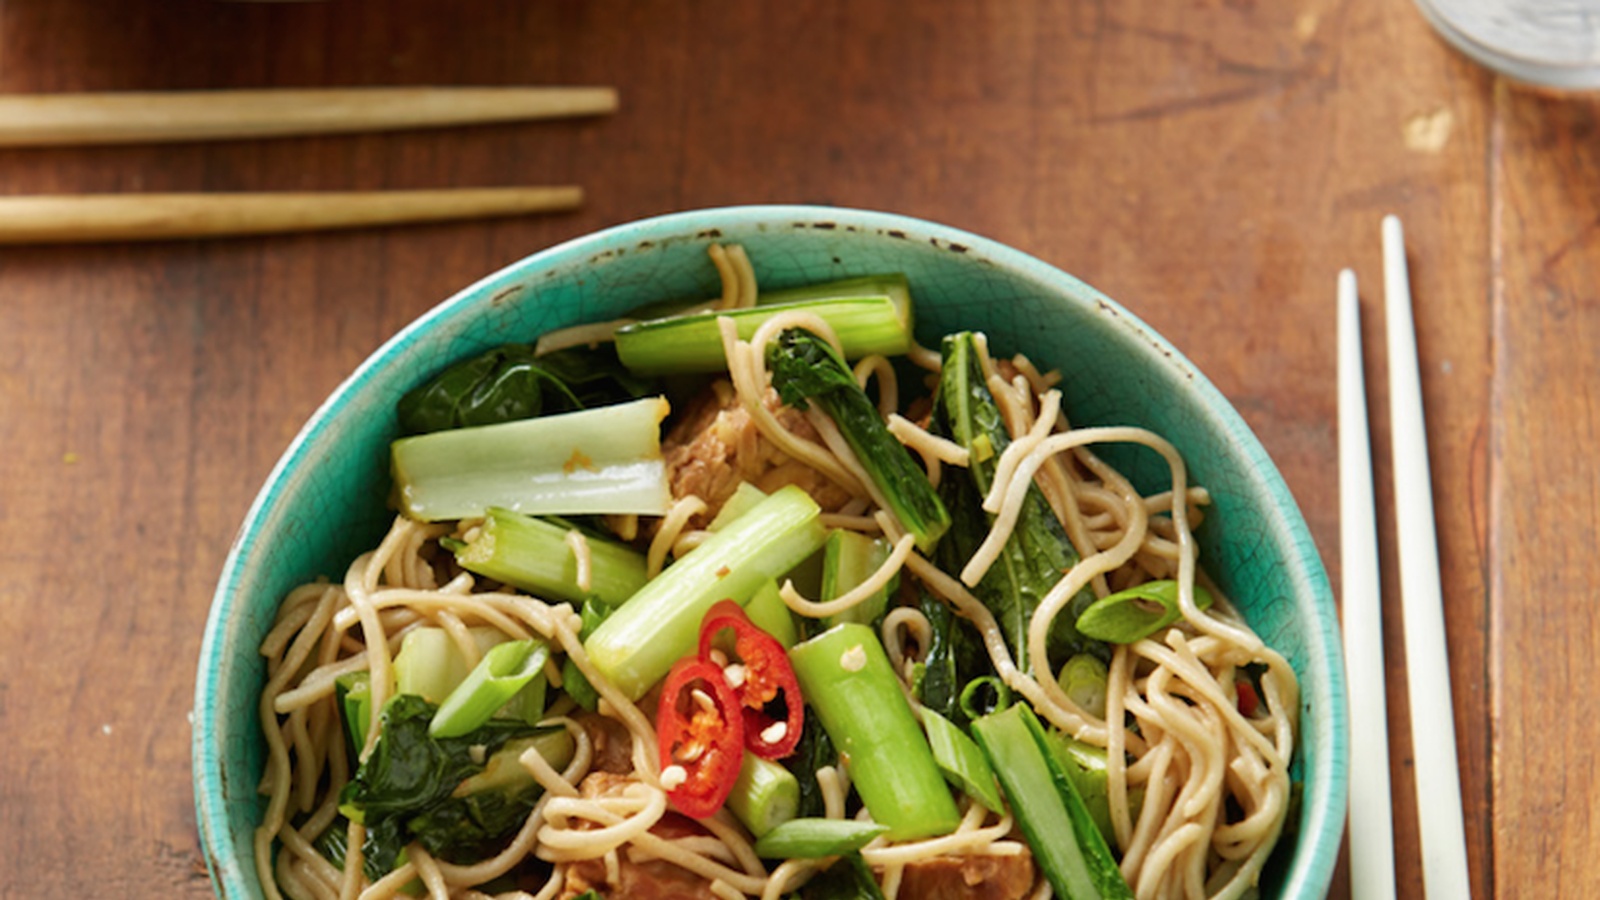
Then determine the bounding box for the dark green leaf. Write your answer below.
[338,695,539,874]
[930,333,1106,674]
[396,343,654,436]
[914,589,990,731]
[767,328,950,553]
[795,853,887,900]
[785,712,839,820]
[560,595,616,712]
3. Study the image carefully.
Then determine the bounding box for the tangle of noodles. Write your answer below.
[255,243,1300,900]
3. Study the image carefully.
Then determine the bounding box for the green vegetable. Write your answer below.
[785,714,839,820]
[819,529,894,629]
[920,708,1004,813]
[584,485,828,700]
[912,589,990,731]
[788,623,960,841]
[727,753,802,838]
[793,853,888,900]
[753,818,890,858]
[971,703,1133,899]
[1040,728,1140,848]
[430,639,549,738]
[707,481,769,531]
[1075,580,1215,644]
[745,578,800,648]
[339,695,542,874]
[561,596,615,712]
[408,729,574,863]
[958,675,1013,723]
[335,671,373,757]
[452,507,648,607]
[614,274,915,376]
[1058,653,1110,718]
[390,396,671,522]
[768,328,950,554]
[393,627,472,704]
[313,818,393,885]
[395,343,653,436]
[931,332,1103,674]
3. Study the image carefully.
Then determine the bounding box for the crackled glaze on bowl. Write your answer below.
[194,205,1347,899]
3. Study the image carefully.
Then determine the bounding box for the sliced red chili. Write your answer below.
[698,599,804,760]
[1236,680,1260,718]
[656,656,744,818]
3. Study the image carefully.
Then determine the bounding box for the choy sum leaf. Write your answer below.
[930,332,1105,675]
[767,327,950,553]
[396,343,654,436]
[338,694,540,874]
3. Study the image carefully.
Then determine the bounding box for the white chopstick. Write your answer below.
[1337,268,1397,900]
[0,87,618,147]
[1383,214,1472,898]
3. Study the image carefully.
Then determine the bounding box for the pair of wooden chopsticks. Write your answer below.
[0,86,616,243]
[1338,216,1472,898]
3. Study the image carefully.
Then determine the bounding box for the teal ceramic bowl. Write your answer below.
[194,205,1347,898]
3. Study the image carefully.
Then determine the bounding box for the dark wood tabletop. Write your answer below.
[2,0,1591,896]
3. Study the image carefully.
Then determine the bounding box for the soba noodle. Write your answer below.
[255,245,1299,900]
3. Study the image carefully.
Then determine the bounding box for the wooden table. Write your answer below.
[1,0,1588,896]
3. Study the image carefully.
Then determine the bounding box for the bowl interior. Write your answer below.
[194,205,1346,898]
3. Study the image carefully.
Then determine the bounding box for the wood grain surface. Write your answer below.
[0,0,1589,896]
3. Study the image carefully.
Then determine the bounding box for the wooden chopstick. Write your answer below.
[0,187,582,243]
[1383,215,1472,898]
[1337,268,1397,900]
[0,87,617,147]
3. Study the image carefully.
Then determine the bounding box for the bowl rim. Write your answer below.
[193,203,1348,899]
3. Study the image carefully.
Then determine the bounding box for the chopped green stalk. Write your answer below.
[1040,728,1140,848]
[758,274,912,310]
[1075,580,1215,644]
[920,708,1004,814]
[453,508,648,607]
[394,626,513,705]
[769,329,950,553]
[707,482,768,531]
[614,275,914,376]
[727,753,802,838]
[1058,653,1110,718]
[820,529,895,629]
[336,671,373,756]
[958,676,1012,723]
[431,640,550,738]
[585,485,828,700]
[745,579,800,648]
[394,628,470,704]
[789,623,961,841]
[451,729,574,798]
[932,332,1104,673]
[753,818,891,859]
[391,396,671,522]
[971,704,1133,899]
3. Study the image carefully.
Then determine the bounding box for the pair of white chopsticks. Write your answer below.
[0,86,616,243]
[1338,217,1472,898]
